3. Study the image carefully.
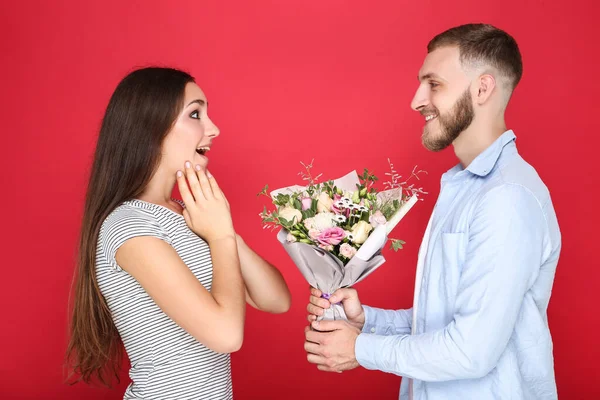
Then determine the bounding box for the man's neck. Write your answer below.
[453,118,507,168]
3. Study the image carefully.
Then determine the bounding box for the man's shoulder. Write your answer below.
[484,152,551,208]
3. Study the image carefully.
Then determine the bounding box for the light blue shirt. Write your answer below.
[355,130,561,399]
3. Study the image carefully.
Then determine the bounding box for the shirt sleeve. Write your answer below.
[355,184,550,381]
[99,206,172,272]
[362,306,413,336]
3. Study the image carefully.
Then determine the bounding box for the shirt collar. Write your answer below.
[441,130,516,183]
[466,130,516,177]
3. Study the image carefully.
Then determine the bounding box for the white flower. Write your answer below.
[334,200,346,208]
[317,192,334,213]
[286,233,297,242]
[350,220,373,244]
[312,212,336,231]
[334,215,347,223]
[340,243,357,258]
[278,207,302,224]
[369,210,387,228]
[304,217,314,230]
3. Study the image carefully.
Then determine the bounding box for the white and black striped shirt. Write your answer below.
[97,199,232,400]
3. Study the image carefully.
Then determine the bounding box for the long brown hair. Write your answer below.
[66,67,194,386]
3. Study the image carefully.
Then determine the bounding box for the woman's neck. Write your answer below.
[136,166,183,214]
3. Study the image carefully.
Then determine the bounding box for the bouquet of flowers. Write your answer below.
[258,160,426,321]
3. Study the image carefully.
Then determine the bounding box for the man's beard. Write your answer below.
[422,89,474,152]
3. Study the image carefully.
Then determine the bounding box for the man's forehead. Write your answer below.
[419,46,462,80]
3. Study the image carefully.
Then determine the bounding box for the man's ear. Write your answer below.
[475,74,496,105]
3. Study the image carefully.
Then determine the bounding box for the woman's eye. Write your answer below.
[190,110,200,119]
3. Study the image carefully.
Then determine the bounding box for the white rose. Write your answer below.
[351,220,373,244]
[278,207,302,224]
[340,243,357,258]
[303,217,314,230]
[317,192,334,213]
[312,212,336,231]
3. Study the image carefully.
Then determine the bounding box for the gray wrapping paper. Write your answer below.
[277,229,386,321]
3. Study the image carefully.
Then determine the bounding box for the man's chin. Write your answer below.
[422,132,452,152]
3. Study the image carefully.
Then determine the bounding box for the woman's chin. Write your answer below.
[193,153,209,168]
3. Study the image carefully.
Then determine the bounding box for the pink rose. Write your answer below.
[301,197,313,211]
[369,210,387,228]
[308,228,321,240]
[319,244,334,252]
[316,227,345,246]
[340,243,357,258]
[332,195,344,214]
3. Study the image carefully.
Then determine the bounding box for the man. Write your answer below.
[304,23,561,399]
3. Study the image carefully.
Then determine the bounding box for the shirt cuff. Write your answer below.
[355,332,385,371]
[361,305,378,334]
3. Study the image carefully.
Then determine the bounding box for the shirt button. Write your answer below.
[370,328,376,333]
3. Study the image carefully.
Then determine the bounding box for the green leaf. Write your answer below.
[293,199,302,210]
[274,193,291,206]
[302,209,316,219]
[390,239,406,251]
[257,184,269,197]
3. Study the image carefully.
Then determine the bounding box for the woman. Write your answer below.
[66,67,291,399]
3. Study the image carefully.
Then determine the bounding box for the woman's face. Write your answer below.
[162,82,220,172]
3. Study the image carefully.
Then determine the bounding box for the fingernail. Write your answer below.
[312,321,319,328]
[207,170,213,178]
[185,161,191,168]
[177,170,182,177]
[195,164,201,171]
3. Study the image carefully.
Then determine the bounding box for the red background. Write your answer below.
[1,0,598,398]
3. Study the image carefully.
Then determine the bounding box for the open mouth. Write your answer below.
[196,146,210,156]
[425,114,437,123]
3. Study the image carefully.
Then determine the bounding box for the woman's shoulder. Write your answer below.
[99,199,188,247]
[100,200,174,246]
[103,200,157,229]
[98,200,173,271]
